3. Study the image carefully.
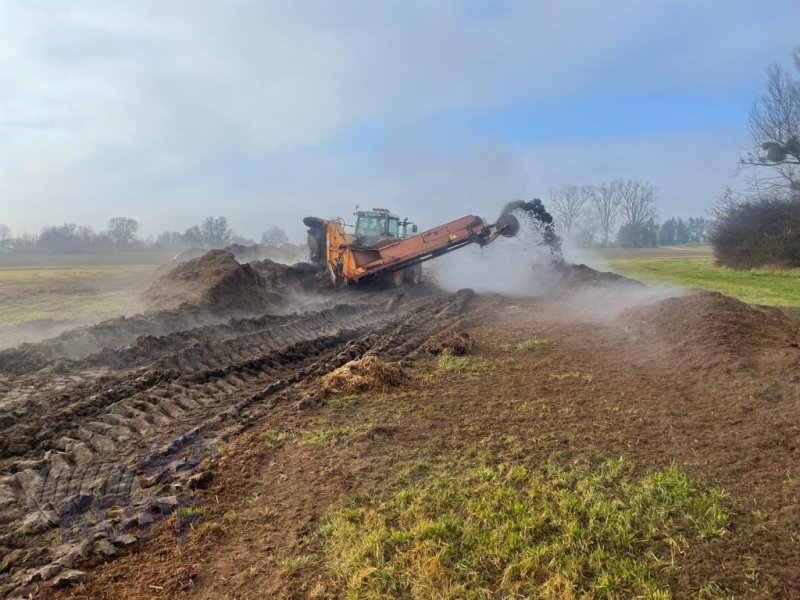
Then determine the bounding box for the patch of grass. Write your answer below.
[433,354,491,375]
[607,257,800,307]
[174,506,203,518]
[263,429,295,447]
[321,459,732,599]
[551,371,593,383]
[301,423,380,447]
[327,394,363,408]
[274,554,317,573]
[501,337,549,352]
[0,265,155,326]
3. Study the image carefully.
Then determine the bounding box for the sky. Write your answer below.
[1,0,799,241]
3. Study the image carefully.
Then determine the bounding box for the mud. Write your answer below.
[143,250,282,313]
[0,258,475,597]
[3,255,799,597]
[550,263,645,294]
[621,290,800,373]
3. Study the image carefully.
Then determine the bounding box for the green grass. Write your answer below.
[432,355,491,375]
[263,429,295,447]
[321,459,732,599]
[301,423,380,447]
[607,257,800,307]
[0,265,156,326]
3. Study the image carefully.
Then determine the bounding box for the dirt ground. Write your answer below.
[1,256,799,599]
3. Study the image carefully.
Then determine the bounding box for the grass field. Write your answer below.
[607,257,800,307]
[0,265,158,327]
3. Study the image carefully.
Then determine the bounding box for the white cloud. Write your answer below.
[0,1,797,237]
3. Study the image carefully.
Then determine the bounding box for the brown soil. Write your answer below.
[173,243,308,266]
[143,250,281,313]
[1,264,799,598]
[422,329,474,356]
[550,262,645,294]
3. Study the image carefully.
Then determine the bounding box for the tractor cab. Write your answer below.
[354,208,415,246]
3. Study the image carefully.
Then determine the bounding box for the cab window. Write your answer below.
[387,218,399,237]
[356,216,385,237]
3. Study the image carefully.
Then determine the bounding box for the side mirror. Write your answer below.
[412,224,418,233]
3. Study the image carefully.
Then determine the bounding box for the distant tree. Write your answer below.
[182,225,204,247]
[743,49,800,194]
[618,180,657,247]
[686,217,708,243]
[711,191,800,268]
[549,184,594,237]
[261,226,289,247]
[658,218,677,246]
[617,218,659,248]
[0,223,10,242]
[200,216,232,248]
[572,206,599,248]
[107,217,139,245]
[156,231,188,248]
[231,234,257,246]
[39,223,84,252]
[594,181,623,247]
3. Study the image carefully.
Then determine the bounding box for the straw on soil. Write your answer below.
[321,356,409,394]
[424,330,474,356]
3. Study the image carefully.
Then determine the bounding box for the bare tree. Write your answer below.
[107,217,139,245]
[549,185,594,237]
[200,216,233,248]
[573,206,600,248]
[618,180,657,247]
[744,50,800,194]
[0,223,10,242]
[593,181,623,247]
[261,226,289,247]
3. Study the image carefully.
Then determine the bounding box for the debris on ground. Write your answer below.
[423,330,474,356]
[321,356,410,394]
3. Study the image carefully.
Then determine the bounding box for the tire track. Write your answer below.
[0,288,475,597]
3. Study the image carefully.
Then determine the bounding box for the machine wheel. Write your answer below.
[406,264,422,285]
[390,270,405,287]
[327,263,340,287]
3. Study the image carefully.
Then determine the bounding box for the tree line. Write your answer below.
[0,217,291,255]
[710,48,799,268]
[546,180,708,248]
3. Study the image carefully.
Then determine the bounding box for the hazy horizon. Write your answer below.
[1,1,798,241]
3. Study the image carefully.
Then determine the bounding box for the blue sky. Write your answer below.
[0,1,798,240]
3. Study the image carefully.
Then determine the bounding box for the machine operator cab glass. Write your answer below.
[354,208,401,246]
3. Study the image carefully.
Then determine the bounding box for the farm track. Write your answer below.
[0,287,471,598]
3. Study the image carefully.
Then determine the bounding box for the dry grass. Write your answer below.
[321,459,732,599]
[424,330,475,356]
[321,356,409,394]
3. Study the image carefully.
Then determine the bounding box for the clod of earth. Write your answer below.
[423,330,474,356]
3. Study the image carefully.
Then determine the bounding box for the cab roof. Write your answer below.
[357,208,400,219]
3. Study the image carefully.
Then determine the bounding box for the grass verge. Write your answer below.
[321,458,731,599]
[0,265,155,326]
[607,257,800,307]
